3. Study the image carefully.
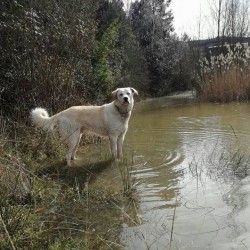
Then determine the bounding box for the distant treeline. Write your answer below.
[0,0,194,119]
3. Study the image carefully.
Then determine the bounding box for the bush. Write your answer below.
[0,0,97,118]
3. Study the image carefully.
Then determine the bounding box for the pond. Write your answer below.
[121,96,250,250]
[79,95,250,249]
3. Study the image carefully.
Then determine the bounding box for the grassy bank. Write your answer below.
[0,120,139,249]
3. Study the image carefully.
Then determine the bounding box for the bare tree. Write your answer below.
[209,0,224,48]
[223,0,250,37]
[209,0,250,44]
[237,0,250,37]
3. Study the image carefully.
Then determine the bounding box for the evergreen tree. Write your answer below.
[93,0,148,98]
[129,0,177,95]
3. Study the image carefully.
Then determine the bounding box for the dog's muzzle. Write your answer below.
[123,97,129,104]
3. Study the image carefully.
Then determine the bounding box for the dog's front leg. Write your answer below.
[117,132,126,159]
[109,135,118,159]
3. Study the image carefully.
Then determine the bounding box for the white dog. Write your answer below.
[30,87,138,166]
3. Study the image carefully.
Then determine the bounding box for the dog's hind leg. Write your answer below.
[71,133,82,160]
[58,120,80,166]
[66,129,80,166]
[65,129,81,166]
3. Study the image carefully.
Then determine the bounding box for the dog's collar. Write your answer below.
[115,104,130,117]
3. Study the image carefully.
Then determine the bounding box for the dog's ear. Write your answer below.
[111,89,118,100]
[130,88,138,96]
[130,88,140,101]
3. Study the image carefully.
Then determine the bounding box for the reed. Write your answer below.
[117,159,139,197]
[198,43,250,102]
[188,137,250,181]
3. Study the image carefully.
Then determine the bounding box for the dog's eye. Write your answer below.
[119,93,123,96]
[127,93,131,95]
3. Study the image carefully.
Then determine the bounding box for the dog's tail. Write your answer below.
[30,107,59,131]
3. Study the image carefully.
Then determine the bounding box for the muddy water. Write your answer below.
[120,97,250,250]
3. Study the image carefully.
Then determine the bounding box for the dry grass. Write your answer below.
[198,43,250,102]
[0,117,139,249]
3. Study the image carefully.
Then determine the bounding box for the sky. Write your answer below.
[124,0,212,39]
[171,0,211,39]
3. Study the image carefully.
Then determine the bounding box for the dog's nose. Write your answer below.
[124,97,128,102]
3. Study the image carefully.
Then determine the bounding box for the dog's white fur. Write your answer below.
[30,87,138,166]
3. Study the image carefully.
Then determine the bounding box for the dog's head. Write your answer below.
[111,87,139,112]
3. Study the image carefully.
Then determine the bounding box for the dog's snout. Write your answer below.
[124,97,128,102]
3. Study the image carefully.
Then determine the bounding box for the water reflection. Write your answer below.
[122,98,250,249]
